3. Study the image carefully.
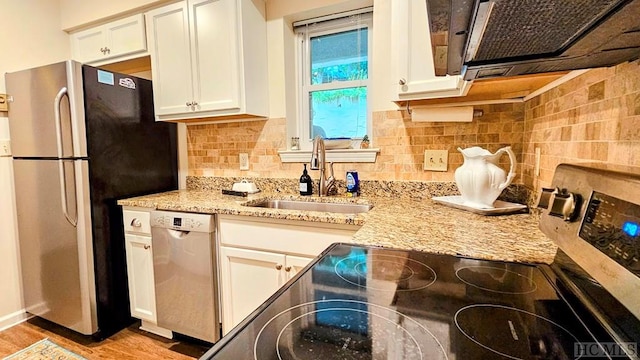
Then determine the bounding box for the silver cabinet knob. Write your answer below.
[144,245,150,250]
[186,101,193,106]
[131,218,142,227]
[399,78,406,85]
[275,264,283,270]
[284,266,292,272]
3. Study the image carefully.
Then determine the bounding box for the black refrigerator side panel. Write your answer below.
[81,65,178,338]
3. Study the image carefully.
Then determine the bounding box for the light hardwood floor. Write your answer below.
[0,318,210,359]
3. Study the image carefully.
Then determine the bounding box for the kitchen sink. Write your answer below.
[246,199,373,214]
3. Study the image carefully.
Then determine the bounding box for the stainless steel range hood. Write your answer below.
[427,0,640,80]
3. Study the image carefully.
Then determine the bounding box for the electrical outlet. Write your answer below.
[239,153,249,170]
[0,94,8,112]
[534,147,541,177]
[423,150,448,171]
[0,140,11,157]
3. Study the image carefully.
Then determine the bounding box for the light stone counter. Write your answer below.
[118,189,557,264]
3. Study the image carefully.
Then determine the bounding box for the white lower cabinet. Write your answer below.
[125,234,156,322]
[219,247,313,332]
[218,215,359,334]
[284,254,314,279]
[122,208,172,338]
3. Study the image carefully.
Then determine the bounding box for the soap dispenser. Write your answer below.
[299,164,313,196]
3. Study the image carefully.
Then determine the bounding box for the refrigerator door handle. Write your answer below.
[58,159,78,227]
[54,87,72,158]
[54,87,78,227]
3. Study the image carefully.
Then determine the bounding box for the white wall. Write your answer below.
[0,0,70,329]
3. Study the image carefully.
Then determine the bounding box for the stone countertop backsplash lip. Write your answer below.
[118,187,556,265]
[185,176,534,204]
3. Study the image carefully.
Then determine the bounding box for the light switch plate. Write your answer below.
[424,150,448,171]
[0,94,8,111]
[239,153,249,170]
[0,140,11,157]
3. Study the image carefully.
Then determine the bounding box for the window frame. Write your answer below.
[295,11,373,151]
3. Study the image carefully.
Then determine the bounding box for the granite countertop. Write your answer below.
[118,189,557,264]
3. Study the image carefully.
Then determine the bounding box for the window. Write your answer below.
[295,10,372,147]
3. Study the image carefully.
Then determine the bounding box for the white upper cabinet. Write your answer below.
[146,0,269,122]
[70,14,147,65]
[391,0,471,100]
[146,2,193,116]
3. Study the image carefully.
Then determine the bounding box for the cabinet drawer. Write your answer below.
[123,209,151,234]
[218,215,358,257]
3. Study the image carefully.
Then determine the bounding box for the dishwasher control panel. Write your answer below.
[151,211,214,232]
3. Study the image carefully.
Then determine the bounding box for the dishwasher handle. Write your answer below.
[167,229,191,238]
[150,210,214,233]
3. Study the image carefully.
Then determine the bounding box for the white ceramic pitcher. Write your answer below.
[454,146,517,209]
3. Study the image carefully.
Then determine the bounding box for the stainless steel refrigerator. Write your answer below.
[6,60,178,339]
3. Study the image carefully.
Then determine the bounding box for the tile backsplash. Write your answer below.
[187,60,640,190]
[187,103,525,182]
[523,60,640,190]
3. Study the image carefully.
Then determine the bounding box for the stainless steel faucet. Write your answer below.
[310,136,335,196]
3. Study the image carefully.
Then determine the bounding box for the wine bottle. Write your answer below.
[299,164,313,196]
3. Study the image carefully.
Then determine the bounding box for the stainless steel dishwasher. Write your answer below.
[150,210,219,343]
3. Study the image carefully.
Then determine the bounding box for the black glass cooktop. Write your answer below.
[201,243,610,359]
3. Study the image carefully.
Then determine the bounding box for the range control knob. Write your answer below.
[548,190,582,222]
[535,187,558,209]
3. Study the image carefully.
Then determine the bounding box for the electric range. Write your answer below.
[201,164,640,359]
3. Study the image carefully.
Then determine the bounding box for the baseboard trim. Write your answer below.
[0,309,31,332]
[139,320,173,339]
